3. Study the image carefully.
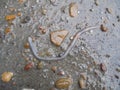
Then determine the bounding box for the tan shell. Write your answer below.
[55,78,72,89]
[1,72,13,82]
[69,2,78,17]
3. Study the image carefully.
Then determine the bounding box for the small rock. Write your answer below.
[80,73,87,80]
[100,24,108,32]
[5,27,11,34]
[116,67,120,72]
[21,16,30,23]
[100,63,107,72]
[114,75,119,79]
[94,0,99,6]
[37,61,43,69]
[24,42,30,49]
[55,77,72,89]
[42,8,47,15]
[24,62,34,71]
[79,78,86,89]
[50,30,68,46]
[5,15,16,21]
[69,2,78,17]
[57,70,65,76]
[1,72,13,83]
[51,66,57,73]
[106,8,112,14]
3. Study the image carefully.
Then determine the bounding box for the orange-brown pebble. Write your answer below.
[5,15,16,21]
[5,27,11,34]
[24,42,29,49]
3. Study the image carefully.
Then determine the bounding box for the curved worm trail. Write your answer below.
[28,26,98,61]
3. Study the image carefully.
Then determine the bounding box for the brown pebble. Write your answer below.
[100,24,108,32]
[24,42,30,49]
[50,30,68,46]
[100,63,107,72]
[5,27,11,34]
[51,66,57,73]
[69,2,78,17]
[5,15,16,21]
[79,78,86,89]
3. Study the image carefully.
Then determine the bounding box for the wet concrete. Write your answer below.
[0,0,120,90]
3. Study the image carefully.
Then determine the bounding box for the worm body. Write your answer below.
[28,26,98,61]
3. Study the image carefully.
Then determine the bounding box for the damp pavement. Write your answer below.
[0,0,120,90]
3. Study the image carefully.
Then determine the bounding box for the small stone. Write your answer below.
[106,8,112,14]
[42,8,47,15]
[100,63,107,72]
[37,62,43,69]
[70,36,74,40]
[89,9,94,12]
[1,72,13,83]
[50,0,56,4]
[50,30,68,46]
[94,0,99,6]
[21,16,30,23]
[17,12,22,16]
[69,2,78,17]
[79,78,86,89]
[80,73,87,80]
[55,77,72,89]
[116,67,120,72]
[51,66,57,73]
[5,15,16,21]
[57,70,65,76]
[114,75,119,79]
[24,62,34,71]
[9,7,16,12]
[5,27,11,34]
[100,24,108,32]
[24,42,30,49]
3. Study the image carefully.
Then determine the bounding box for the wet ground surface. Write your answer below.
[0,0,120,90]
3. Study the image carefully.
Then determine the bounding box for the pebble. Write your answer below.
[106,8,112,14]
[116,67,120,72]
[1,72,13,83]
[100,24,108,32]
[51,66,57,73]
[55,77,72,89]
[37,61,43,69]
[57,70,65,76]
[24,42,30,49]
[100,63,107,72]
[50,30,68,46]
[79,78,86,89]
[5,15,16,21]
[69,2,78,17]
[94,0,99,6]
[21,16,30,23]
[24,62,34,71]
[42,8,47,15]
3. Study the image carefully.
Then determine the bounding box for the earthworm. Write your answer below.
[28,26,98,61]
